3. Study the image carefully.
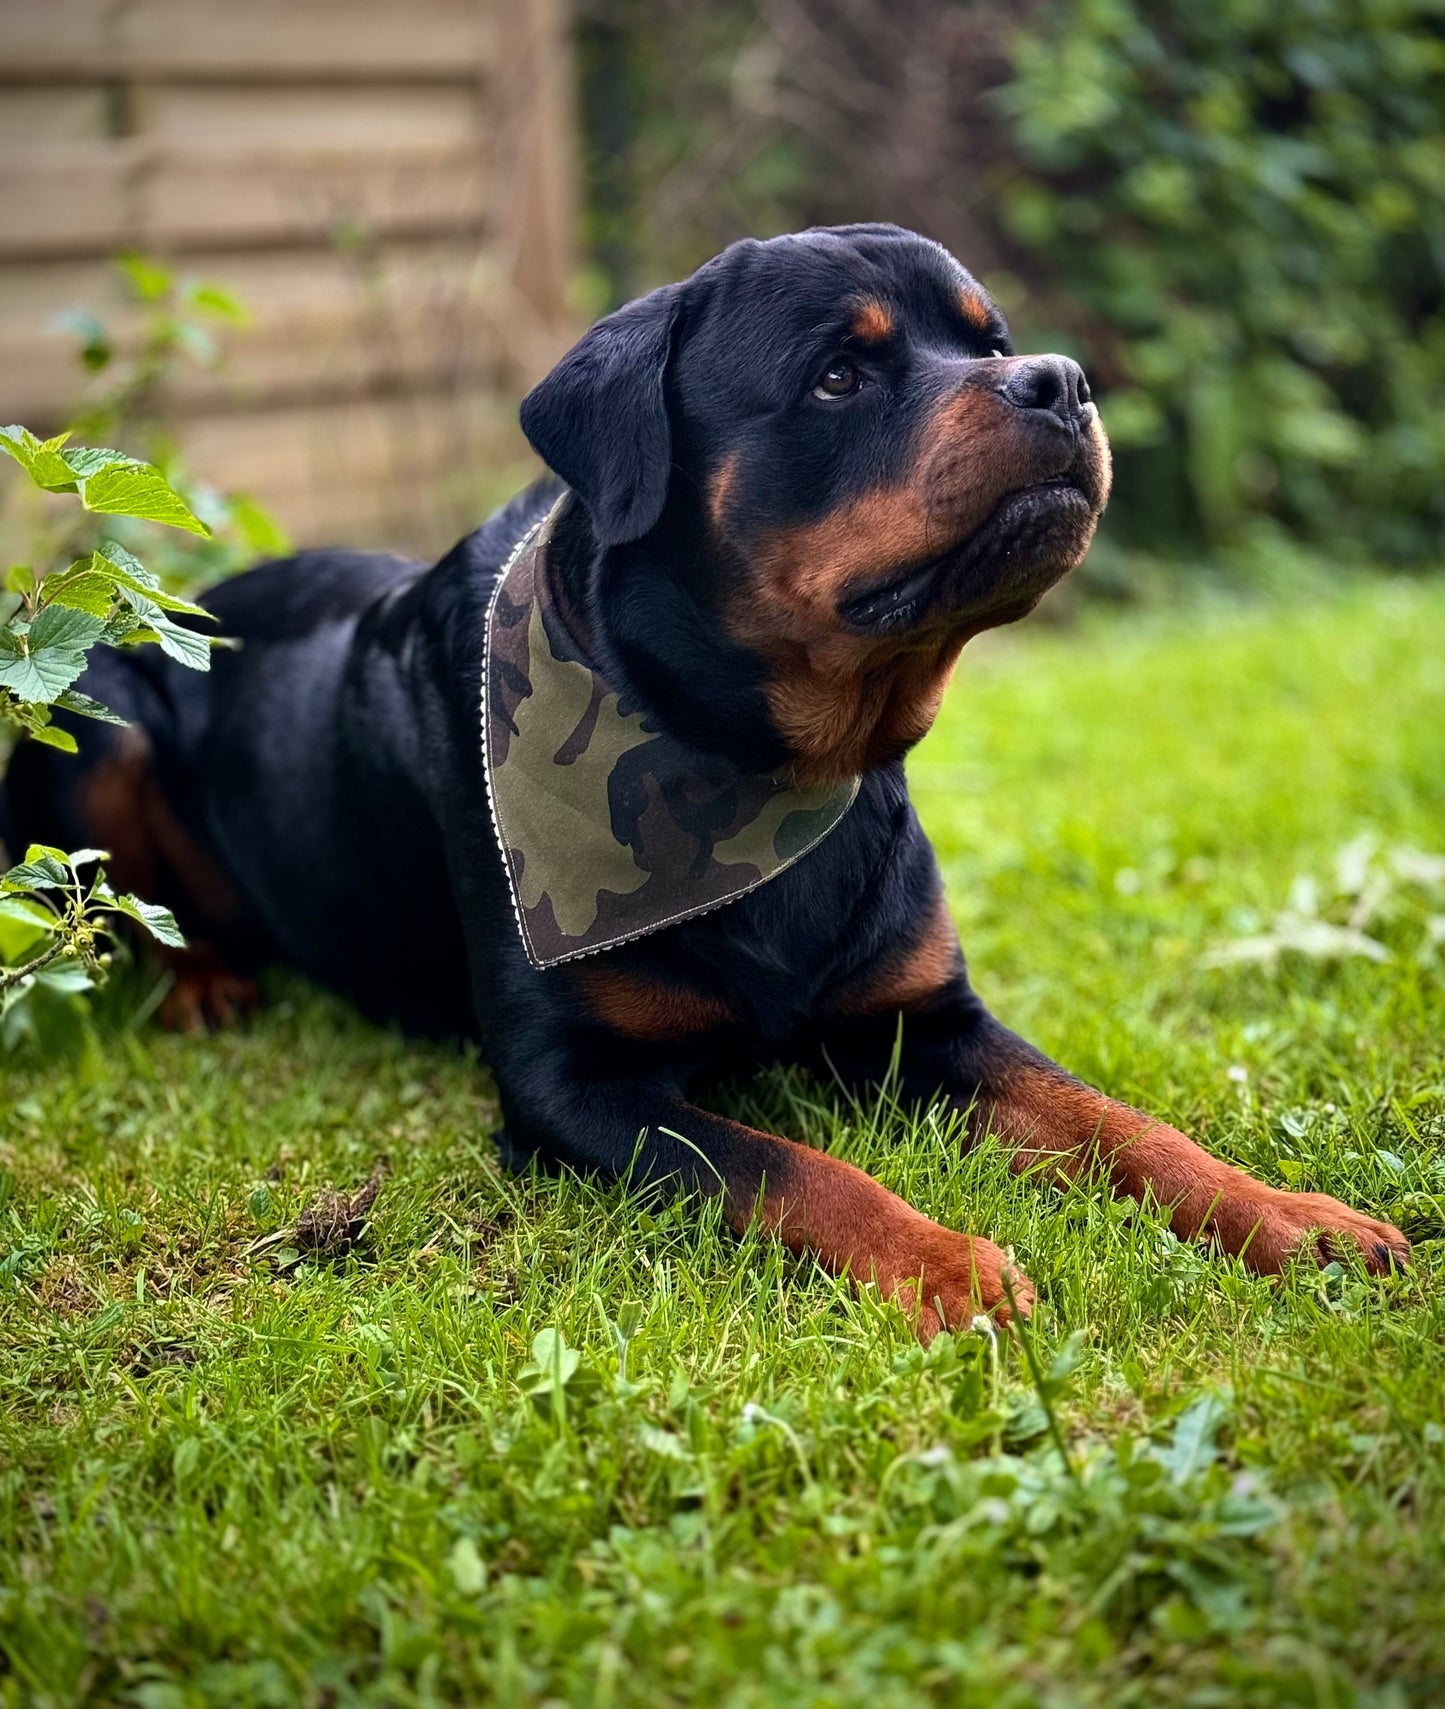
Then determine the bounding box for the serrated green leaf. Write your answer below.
[3,606,108,700]
[0,636,89,702]
[44,571,115,618]
[106,892,186,948]
[67,849,108,869]
[61,446,135,480]
[93,544,210,617]
[145,587,212,619]
[0,424,78,493]
[89,538,155,587]
[29,604,106,653]
[74,460,210,536]
[147,614,213,671]
[4,564,36,597]
[55,688,127,725]
[2,846,72,890]
[30,724,79,753]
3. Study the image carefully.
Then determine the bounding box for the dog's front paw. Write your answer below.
[1212,1181,1409,1276]
[893,1230,1034,1343]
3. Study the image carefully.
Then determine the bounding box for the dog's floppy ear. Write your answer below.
[519,284,681,547]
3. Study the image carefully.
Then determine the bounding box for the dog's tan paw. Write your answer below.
[898,1232,1034,1343]
[1214,1183,1409,1276]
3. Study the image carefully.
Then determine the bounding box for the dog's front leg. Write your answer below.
[498,1070,1031,1339]
[823,986,1410,1277]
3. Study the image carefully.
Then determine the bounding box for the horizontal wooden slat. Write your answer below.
[233,452,542,553]
[138,84,483,152]
[176,391,533,549]
[181,389,513,493]
[0,0,115,80]
[143,146,489,249]
[0,145,133,255]
[0,0,494,81]
[0,243,519,421]
[0,141,489,258]
[0,88,110,141]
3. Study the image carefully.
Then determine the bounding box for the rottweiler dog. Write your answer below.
[2,224,1408,1336]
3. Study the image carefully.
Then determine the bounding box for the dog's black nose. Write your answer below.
[1003,355,1091,425]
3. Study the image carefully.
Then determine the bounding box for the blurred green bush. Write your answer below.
[579,0,1445,566]
[999,0,1445,560]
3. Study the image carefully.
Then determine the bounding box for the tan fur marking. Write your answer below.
[738,388,1022,634]
[980,1061,1409,1275]
[81,729,241,926]
[724,382,1067,783]
[157,946,260,1034]
[959,288,992,330]
[578,964,735,1042]
[831,891,961,1014]
[733,1131,1031,1337]
[849,298,893,342]
[1087,410,1114,507]
[79,730,258,1030]
[708,452,739,530]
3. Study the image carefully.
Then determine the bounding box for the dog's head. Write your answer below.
[521,223,1111,783]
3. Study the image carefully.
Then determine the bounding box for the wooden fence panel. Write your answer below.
[0,0,573,554]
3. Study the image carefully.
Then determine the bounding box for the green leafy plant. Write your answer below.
[0,424,214,748]
[0,425,218,1033]
[0,255,291,1047]
[0,844,183,1029]
[3,255,289,612]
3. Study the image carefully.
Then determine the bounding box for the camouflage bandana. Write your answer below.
[481,498,860,969]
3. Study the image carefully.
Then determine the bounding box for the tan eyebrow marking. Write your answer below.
[708,451,739,529]
[958,288,992,330]
[849,299,893,342]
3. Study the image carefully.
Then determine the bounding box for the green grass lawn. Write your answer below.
[3,579,1443,1708]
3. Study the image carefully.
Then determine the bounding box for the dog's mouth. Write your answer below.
[838,477,1097,636]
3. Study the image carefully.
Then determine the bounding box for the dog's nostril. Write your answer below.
[1004,355,1089,424]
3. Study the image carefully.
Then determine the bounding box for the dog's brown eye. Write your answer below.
[813,360,860,399]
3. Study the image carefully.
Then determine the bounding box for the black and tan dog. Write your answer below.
[2,224,1408,1336]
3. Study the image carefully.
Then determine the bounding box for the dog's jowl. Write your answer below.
[2,224,1408,1338]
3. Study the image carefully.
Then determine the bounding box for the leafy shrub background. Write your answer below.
[578,0,1445,565]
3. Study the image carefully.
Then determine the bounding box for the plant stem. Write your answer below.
[0,936,73,992]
